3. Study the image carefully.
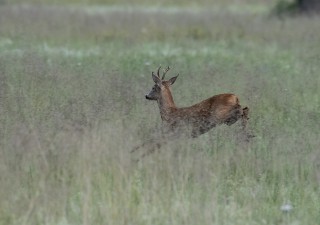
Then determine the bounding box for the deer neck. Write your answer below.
[157,87,177,122]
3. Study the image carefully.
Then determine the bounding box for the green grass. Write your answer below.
[0,3,319,225]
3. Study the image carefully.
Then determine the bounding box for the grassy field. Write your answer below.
[0,1,319,225]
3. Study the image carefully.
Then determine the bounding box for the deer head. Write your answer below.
[145,66,179,101]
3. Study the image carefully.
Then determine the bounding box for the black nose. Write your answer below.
[145,95,149,99]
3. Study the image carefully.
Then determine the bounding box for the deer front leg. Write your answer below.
[131,139,164,162]
[139,142,162,160]
[130,139,153,153]
[241,107,255,141]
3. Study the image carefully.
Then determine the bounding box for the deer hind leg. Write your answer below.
[241,107,249,129]
[224,105,243,126]
[224,105,249,129]
[224,105,254,141]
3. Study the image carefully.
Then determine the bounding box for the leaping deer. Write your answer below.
[132,66,252,159]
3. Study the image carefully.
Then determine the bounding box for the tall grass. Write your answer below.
[0,4,319,225]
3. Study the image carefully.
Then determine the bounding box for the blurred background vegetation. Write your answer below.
[2,0,277,5]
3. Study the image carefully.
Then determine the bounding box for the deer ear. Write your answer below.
[152,73,161,85]
[169,74,179,85]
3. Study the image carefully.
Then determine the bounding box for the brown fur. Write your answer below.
[132,66,251,160]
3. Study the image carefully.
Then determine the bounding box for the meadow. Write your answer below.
[0,1,319,224]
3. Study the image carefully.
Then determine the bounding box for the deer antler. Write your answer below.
[162,66,170,80]
[157,66,161,78]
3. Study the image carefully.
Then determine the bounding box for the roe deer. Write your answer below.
[132,66,251,159]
